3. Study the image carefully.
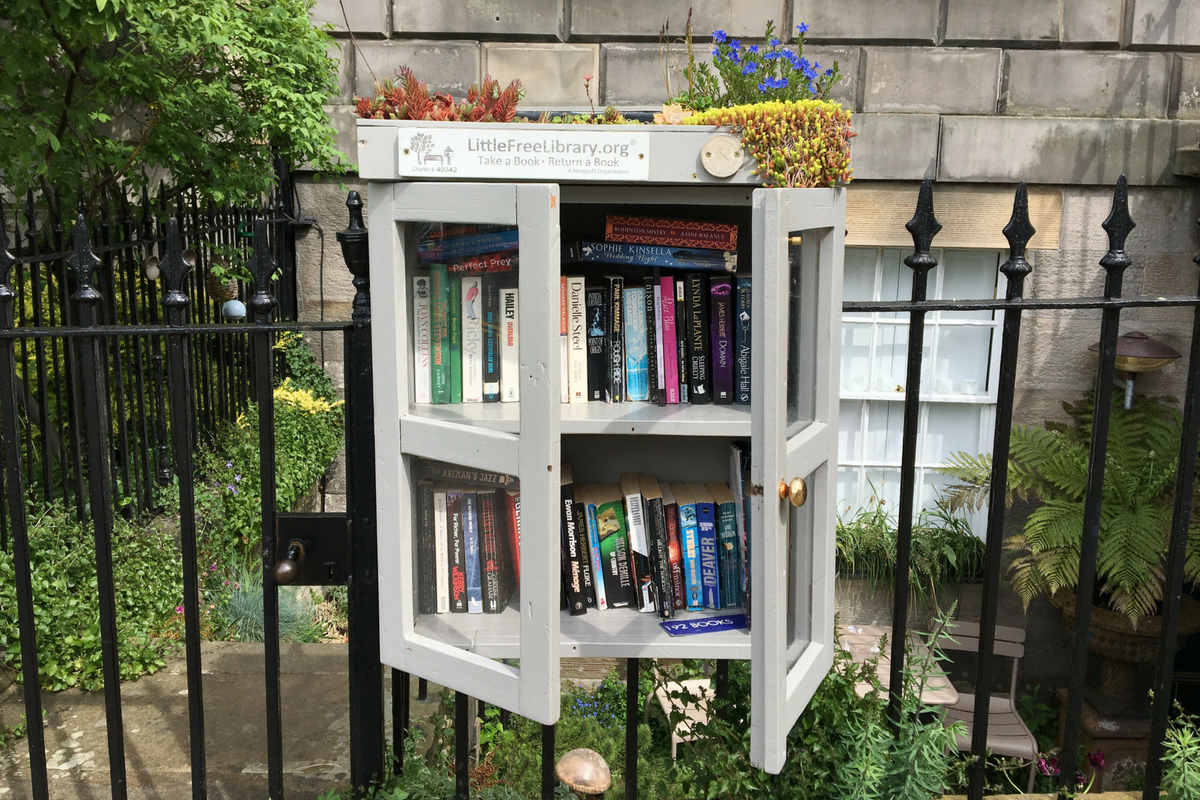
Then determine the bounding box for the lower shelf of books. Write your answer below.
[413,605,751,659]
[404,401,752,436]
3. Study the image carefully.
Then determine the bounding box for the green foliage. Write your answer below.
[836,489,985,607]
[0,715,29,751]
[942,390,1200,621]
[0,0,345,207]
[1163,710,1200,800]
[0,504,182,690]
[209,567,323,643]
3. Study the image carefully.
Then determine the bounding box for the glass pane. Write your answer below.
[843,247,876,319]
[931,326,993,397]
[872,324,908,394]
[786,466,817,660]
[863,467,901,512]
[878,249,910,319]
[919,470,959,514]
[407,221,519,406]
[786,234,817,427]
[837,467,861,519]
[938,250,998,321]
[841,323,873,393]
[839,400,864,462]
[922,404,985,464]
[864,401,904,463]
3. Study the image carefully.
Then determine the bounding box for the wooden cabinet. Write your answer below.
[362,120,845,772]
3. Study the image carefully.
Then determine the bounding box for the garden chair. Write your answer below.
[939,621,1040,793]
[644,677,715,759]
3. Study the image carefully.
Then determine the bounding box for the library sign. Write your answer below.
[396,127,651,181]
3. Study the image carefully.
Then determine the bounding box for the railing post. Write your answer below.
[1060,175,1135,792]
[967,184,1035,800]
[1143,215,1200,798]
[889,178,942,725]
[541,723,556,800]
[0,203,50,800]
[626,657,639,800]
[456,691,471,800]
[338,190,385,794]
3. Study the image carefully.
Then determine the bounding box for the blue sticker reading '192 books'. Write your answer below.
[659,613,747,637]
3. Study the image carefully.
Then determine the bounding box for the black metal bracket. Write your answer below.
[275,513,351,585]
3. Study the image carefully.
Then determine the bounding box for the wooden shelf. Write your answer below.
[405,401,751,437]
[414,605,751,659]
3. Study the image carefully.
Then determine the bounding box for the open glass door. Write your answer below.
[372,181,561,724]
[750,187,845,772]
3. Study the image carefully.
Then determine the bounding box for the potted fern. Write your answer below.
[943,390,1200,710]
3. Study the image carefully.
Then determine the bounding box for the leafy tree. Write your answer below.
[0,0,345,209]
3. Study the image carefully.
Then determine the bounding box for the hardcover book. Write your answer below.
[623,286,649,402]
[433,488,450,613]
[675,278,688,403]
[604,214,738,251]
[605,275,624,403]
[707,482,742,609]
[448,278,463,404]
[569,240,736,272]
[430,265,451,404]
[661,485,686,611]
[643,276,660,405]
[480,491,511,613]
[482,278,501,402]
[686,273,711,404]
[446,250,518,278]
[670,484,703,611]
[418,228,519,263]
[653,277,666,406]
[461,277,484,403]
[589,484,635,609]
[559,465,589,616]
[500,287,520,402]
[709,275,734,404]
[413,276,433,404]
[463,492,483,613]
[416,480,436,614]
[690,483,720,609]
[567,276,588,403]
[447,491,467,613]
[659,276,679,404]
[560,277,569,403]
[735,276,752,405]
[639,475,676,620]
[585,284,607,401]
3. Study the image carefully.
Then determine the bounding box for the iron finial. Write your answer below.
[999,182,1036,292]
[904,178,942,272]
[337,190,371,325]
[1099,174,1135,297]
[246,218,277,322]
[160,218,191,321]
[67,214,102,304]
[345,190,365,233]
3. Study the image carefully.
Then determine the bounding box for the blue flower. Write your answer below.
[764,50,782,60]
[758,76,789,90]
[747,44,759,54]
[731,47,741,64]
[797,22,809,33]
[742,61,758,75]
[730,38,742,50]
[769,38,781,46]
[712,46,721,57]
[713,29,727,43]
[825,68,834,77]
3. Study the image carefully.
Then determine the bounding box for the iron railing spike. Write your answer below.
[160,219,191,313]
[1101,173,1136,267]
[904,177,942,271]
[247,218,277,322]
[68,214,101,303]
[999,182,1036,287]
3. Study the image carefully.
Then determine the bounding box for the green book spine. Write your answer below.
[594,498,634,608]
[430,265,451,404]
[448,277,463,403]
[716,501,740,609]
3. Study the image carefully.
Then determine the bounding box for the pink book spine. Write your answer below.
[660,276,680,404]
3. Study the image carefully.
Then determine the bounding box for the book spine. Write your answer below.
[434,490,450,613]
[418,228,520,262]
[675,279,688,403]
[482,278,501,402]
[446,250,518,278]
[430,265,451,404]
[622,484,653,613]
[573,240,735,272]
[633,550,656,614]
[417,482,436,614]
[664,504,686,610]
[448,492,466,613]
[596,501,634,608]
[573,501,597,609]
[659,277,679,404]
[717,500,741,609]
[582,502,608,610]
[448,278,463,403]
[480,492,504,613]
[645,497,675,619]
[735,277,752,405]
[710,275,734,404]
[413,276,433,404]
[560,484,588,616]
[463,493,483,613]
[679,503,702,611]
[687,273,711,404]
[500,288,520,402]
[461,277,484,403]
[697,501,720,609]
[623,286,649,401]
[606,276,624,403]
[643,277,660,405]
[420,460,519,489]
[604,214,738,251]
[585,285,607,401]
[560,277,569,403]
[505,491,521,588]
[653,278,666,406]
[567,277,588,403]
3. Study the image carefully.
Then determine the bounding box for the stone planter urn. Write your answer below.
[1051,592,1200,713]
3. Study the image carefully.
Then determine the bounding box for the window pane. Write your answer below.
[938,250,997,321]
[837,467,861,515]
[863,467,901,511]
[843,247,876,319]
[922,404,985,464]
[839,400,864,462]
[841,323,873,393]
[873,324,908,394]
[878,248,910,319]
[931,326,992,396]
[864,401,904,463]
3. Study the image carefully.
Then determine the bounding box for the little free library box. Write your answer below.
[358,119,845,772]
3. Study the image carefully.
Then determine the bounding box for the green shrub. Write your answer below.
[1164,710,1200,800]
[210,567,324,643]
[0,505,182,690]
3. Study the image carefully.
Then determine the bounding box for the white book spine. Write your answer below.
[500,288,520,402]
[567,276,588,403]
[434,491,449,613]
[413,276,432,404]
[461,277,483,403]
[560,277,570,403]
[623,491,649,558]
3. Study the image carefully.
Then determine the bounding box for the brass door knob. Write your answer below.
[777,477,808,507]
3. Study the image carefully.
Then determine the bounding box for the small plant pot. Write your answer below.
[205,273,239,303]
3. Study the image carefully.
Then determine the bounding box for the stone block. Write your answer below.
[791,0,938,44]
[1062,0,1125,45]
[393,0,561,37]
[805,45,861,108]
[354,41,480,98]
[938,116,1200,185]
[1128,0,1200,48]
[944,0,1060,44]
[602,44,706,107]
[311,0,389,37]
[1058,185,1200,254]
[321,105,361,170]
[863,47,1002,114]
[1025,248,1145,319]
[483,43,599,107]
[849,113,939,180]
[1004,51,1172,118]
[1180,56,1200,119]
[328,42,356,103]
[571,0,784,40]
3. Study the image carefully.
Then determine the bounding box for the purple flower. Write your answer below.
[225,461,233,469]
[231,487,239,496]
[176,605,185,614]
[1088,751,1105,771]
[1037,757,1060,777]
[1076,771,1086,787]
[235,474,242,482]
[209,564,218,572]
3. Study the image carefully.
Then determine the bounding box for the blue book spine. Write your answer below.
[463,493,483,613]
[584,503,609,610]
[697,501,720,609]
[735,277,752,405]
[418,229,520,263]
[679,503,703,611]
[623,286,649,401]
[574,241,735,272]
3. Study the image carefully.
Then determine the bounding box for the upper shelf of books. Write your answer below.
[357,120,764,186]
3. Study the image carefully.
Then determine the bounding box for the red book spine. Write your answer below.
[665,504,686,610]
[504,490,521,587]
[446,249,518,278]
[480,493,503,612]
[605,215,737,251]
